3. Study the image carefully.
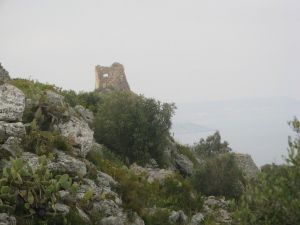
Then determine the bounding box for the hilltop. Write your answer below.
[1,63,299,225]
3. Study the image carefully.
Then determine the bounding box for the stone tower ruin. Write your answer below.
[95,62,130,92]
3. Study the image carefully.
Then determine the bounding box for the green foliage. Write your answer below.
[9,79,57,100]
[88,148,202,219]
[194,131,231,158]
[176,143,199,166]
[192,153,245,199]
[93,91,176,166]
[0,156,76,221]
[61,90,103,114]
[23,125,72,155]
[234,118,300,225]
[142,209,171,225]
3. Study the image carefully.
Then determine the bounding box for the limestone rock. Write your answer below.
[75,105,94,124]
[128,213,145,225]
[21,152,40,171]
[0,122,26,142]
[0,63,10,83]
[169,210,187,225]
[76,207,91,223]
[189,213,204,225]
[100,216,124,225]
[45,90,65,108]
[76,178,121,205]
[1,137,22,156]
[54,203,70,215]
[0,84,25,122]
[233,153,259,180]
[203,196,231,224]
[175,154,194,176]
[58,116,94,158]
[92,200,121,217]
[22,151,87,177]
[0,213,16,225]
[130,163,174,183]
[48,151,87,177]
[96,171,118,189]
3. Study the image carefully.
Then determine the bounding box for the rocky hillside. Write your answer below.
[0,64,259,225]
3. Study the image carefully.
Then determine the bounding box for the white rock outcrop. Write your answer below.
[0,84,25,122]
[58,116,94,158]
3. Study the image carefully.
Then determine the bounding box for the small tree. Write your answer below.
[192,153,245,199]
[93,91,175,166]
[194,131,231,157]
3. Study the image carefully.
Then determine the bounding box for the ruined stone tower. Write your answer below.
[95,62,130,92]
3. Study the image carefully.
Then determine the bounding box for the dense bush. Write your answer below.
[93,91,176,166]
[192,153,245,199]
[23,121,72,155]
[234,118,300,225]
[142,209,171,225]
[194,131,231,158]
[61,90,103,114]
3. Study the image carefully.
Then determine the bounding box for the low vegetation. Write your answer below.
[2,78,300,225]
[233,118,300,225]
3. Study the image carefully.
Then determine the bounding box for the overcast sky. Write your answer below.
[0,0,299,103]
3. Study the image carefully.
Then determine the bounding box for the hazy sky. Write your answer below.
[0,0,299,103]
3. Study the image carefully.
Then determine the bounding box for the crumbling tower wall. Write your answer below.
[95,62,130,92]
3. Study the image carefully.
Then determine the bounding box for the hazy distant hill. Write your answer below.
[172,97,300,166]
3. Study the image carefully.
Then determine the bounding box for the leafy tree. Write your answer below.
[192,153,245,199]
[194,131,231,157]
[234,118,300,225]
[93,91,175,165]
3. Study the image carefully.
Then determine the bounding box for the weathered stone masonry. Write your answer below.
[95,62,130,92]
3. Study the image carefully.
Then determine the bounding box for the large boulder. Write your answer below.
[0,63,10,83]
[130,163,174,183]
[0,84,25,122]
[233,153,259,180]
[45,90,66,109]
[48,151,87,177]
[58,116,94,158]
[0,213,16,225]
[189,213,204,225]
[22,151,87,177]
[75,105,94,125]
[202,196,231,224]
[0,122,26,142]
[100,216,124,225]
[21,152,40,171]
[169,210,187,224]
[1,137,22,156]
[174,154,194,176]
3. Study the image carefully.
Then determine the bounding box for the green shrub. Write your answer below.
[93,91,176,166]
[23,125,72,155]
[194,131,231,158]
[192,153,245,199]
[61,90,103,114]
[234,118,300,225]
[142,209,171,225]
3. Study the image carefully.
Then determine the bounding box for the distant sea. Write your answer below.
[172,97,300,166]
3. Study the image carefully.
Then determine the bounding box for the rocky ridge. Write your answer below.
[0,64,259,225]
